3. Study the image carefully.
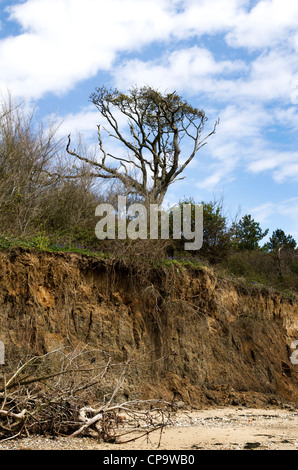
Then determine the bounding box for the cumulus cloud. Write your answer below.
[0,0,247,100]
[190,100,298,191]
[0,0,181,99]
[172,0,248,38]
[193,103,272,190]
[226,0,298,49]
[113,46,248,93]
[114,47,298,105]
[247,149,298,182]
[1,0,298,103]
[56,94,298,195]
[2,0,297,208]
[251,198,298,232]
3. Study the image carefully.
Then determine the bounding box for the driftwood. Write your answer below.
[0,347,175,443]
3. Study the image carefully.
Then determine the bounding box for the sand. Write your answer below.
[0,406,297,451]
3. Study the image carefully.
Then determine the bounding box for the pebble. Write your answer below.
[0,407,297,450]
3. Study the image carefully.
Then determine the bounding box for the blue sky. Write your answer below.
[1,0,298,243]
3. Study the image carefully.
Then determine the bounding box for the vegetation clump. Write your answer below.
[0,92,296,295]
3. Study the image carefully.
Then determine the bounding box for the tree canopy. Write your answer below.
[66,86,218,205]
[232,214,269,251]
[264,228,297,252]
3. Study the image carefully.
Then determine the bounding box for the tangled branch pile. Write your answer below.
[0,347,174,443]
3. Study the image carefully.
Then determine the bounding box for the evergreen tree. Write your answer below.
[232,214,269,251]
[264,228,297,252]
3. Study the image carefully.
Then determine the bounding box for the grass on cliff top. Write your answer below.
[0,234,109,259]
[0,234,297,298]
[0,235,205,268]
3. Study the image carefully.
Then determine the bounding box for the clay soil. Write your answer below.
[0,250,297,451]
[0,406,297,451]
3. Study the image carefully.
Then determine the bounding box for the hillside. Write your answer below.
[0,247,297,407]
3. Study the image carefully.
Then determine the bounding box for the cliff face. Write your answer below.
[0,248,297,407]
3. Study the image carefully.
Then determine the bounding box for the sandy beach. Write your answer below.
[0,406,297,451]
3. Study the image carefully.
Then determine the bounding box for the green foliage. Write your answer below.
[90,85,206,134]
[263,228,297,252]
[88,85,217,206]
[169,198,231,263]
[221,249,298,294]
[0,233,108,259]
[0,93,297,296]
[200,200,231,262]
[231,214,269,251]
[291,261,298,275]
[31,233,50,250]
[0,236,12,249]
[157,256,205,270]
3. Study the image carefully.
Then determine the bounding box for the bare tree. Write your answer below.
[66,86,218,206]
[0,94,62,235]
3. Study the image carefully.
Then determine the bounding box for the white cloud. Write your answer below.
[55,103,156,168]
[249,202,276,223]
[194,103,275,188]
[251,198,298,227]
[3,0,296,196]
[0,0,247,100]
[272,106,298,130]
[248,150,298,182]
[196,160,237,190]
[54,89,298,195]
[56,106,102,137]
[0,0,181,99]
[113,46,248,92]
[226,0,298,49]
[186,101,298,191]
[242,50,298,101]
[172,0,248,38]
[0,0,297,239]
[114,46,298,106]
[1,0,298,103]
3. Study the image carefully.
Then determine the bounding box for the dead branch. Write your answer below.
[0,346,176,444]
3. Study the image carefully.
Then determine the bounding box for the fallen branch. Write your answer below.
[0,409,27,420]
[0,346,176,444]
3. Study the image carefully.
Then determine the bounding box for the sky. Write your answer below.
[0,0,298,243]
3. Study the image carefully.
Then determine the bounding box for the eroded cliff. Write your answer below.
[0,248,297,407]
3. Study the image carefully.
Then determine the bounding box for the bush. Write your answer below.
[221,249,298,293]
[0,94,61,236]
[169,199,231,264]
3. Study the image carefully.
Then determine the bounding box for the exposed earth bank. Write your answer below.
[0,248,297,407]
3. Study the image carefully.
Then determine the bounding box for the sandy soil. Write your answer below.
[0,406,297,451]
